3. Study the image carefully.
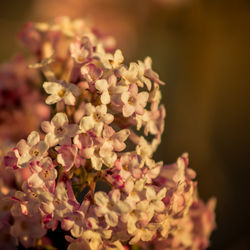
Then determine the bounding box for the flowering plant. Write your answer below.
[0,17,216,249]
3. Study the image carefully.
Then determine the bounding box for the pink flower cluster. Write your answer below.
[0,55,50,142]
[0,17,216,249]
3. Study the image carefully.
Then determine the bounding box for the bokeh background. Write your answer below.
[0,0,249,249]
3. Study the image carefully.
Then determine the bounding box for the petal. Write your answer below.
[36,141,49,155]
[91,155,102,170]
[121,92,129,104]
[64,92,76,105]
[102,113,114,124]
[79,116,95,132]
[99,141,113,158]
[129,83,138,96]
[52,112,69,128]
[122,104,135,117]
[96,104,107,115]
[71,224,83,238]
[113,49,124,68]
[41,121,52,134]
[137,200,149,211]
[100,91,111,105]
[94,191,109,206]
[46,94,62,105]
[66,124,79,137]
[127,216,137,234]
[94,122,104,137]
[80,147,95,159]
[114,129,130,142]
[85,103,96,116]
[103,152,117,168]
[137,92,149,107]
[141,229,153,242]
[109,189,120,204]
[105,210,118,227]
[44,133,58,147]
[95,79,108,92]
[81,63,103,82]
[27,131,40,147]
[146,186,156,201]
[68,83,81,96]
[43,81,61,94]
[16,139,30,154]
[157,187,167,200]
[154,200,165,212]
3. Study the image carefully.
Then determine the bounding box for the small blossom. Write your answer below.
[94,191,119,227]
[81,63,103,83]
[56,144,81,172]
[70,37,93,63]
[79,103,113,136]
[43,80,81,105]
[42,112,78,147]
[13,131,48,169]
[145,186,166,216]
[10,215,46,248]
[95,79,111,104]
[121,83,149,117]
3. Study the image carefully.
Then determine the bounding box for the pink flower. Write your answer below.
[56,144,81,172]
[121,83,149,117]
[10,215,46,248]
[70,37,93,64]
[81,63,103,83]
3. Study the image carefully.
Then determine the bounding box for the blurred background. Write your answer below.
[0,0,249,249]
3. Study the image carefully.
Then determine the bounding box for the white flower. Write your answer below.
[110,49,124,69]
[129,223,157,245]
[83,217,112,250]
[94,191,119,227]
[79,103,114,137]
[27,157,57,191]
[42,112,79,147]
[94,43,113,69]
[61,210,85,238]
[121,83,149,117]
[43,80,81,105]
[14,131,48,168]
[95,79,111,104]
[145,186,166,216]
[119,62,139,85]
[53,182,74,219]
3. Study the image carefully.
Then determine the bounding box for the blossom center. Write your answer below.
[42,170,50,179]
[56,126,65,135]
[93,113,101,121]
[30,148,40,157]
[58,88,66,98]
[128,96,135,105]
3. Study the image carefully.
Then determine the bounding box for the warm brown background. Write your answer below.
[0,0,250,249]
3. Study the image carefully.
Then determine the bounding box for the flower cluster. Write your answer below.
[0,17,215,249]
[0,55,50,141]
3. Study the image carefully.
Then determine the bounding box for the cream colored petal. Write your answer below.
[27,131,40,147]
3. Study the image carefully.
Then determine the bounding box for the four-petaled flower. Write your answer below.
[43,80,81,105]
[42,112,79,147]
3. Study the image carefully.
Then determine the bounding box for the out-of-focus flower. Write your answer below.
[0,56,50,142]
